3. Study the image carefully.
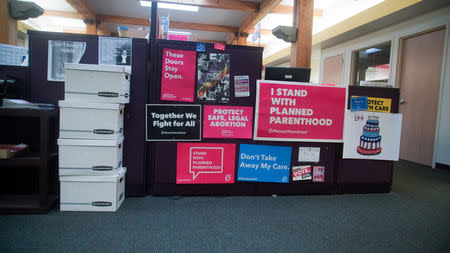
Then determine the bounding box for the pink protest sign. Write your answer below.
[161,49,196,102]
[176,143,236,184]
[203,105,253,139]
[254,80,346,142]
[312,166,325,182]
[168,33,189,41]
[214,43,225,51]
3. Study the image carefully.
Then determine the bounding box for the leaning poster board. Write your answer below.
[342,110,402,161]
[254,80,347,142]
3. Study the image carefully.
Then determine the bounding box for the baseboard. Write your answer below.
[435,163,450,172]
[126,183,146,197]
[151,183,336,196]
[337,183,392,194]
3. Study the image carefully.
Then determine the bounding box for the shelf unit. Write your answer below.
[0,108,58,214]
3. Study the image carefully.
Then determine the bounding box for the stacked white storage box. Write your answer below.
[58,63,130,212]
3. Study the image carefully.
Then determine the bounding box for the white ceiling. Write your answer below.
[23,0,391,46]
[87,0,259,41]
[22,0,75,12]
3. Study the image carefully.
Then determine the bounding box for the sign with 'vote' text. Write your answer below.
[160,49,196,102]
[177,143,236,184]
[254,81,347,142]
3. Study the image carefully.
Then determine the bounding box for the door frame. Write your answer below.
[395,25,449,168]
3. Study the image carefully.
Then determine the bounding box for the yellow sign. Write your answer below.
[17,21,35,34]
[367,97,391,113]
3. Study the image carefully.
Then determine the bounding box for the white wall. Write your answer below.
[319,6,450,167]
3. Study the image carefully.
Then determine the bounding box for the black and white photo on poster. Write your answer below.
[146,104,201,141]
[47,40,86,81]
[99,36,132,66]
[196,53,230,103]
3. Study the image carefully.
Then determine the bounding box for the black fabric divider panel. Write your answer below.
[28,31,98,106]
[28,31,148,196]
[149,40,336,195]
[336,86,400,191]
[0,65,31,100]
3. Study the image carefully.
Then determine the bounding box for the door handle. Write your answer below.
[400,99,406,104]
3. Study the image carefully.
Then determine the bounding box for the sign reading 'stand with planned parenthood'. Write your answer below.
[146,104,201,141]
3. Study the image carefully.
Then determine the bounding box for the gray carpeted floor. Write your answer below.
[1,160,449,253]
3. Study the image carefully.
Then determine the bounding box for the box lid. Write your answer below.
[59,167,126,182]
[59,100,124,110]
[64,63,131,75]
[58,135,124,147]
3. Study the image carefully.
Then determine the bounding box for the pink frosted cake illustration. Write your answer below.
[357,116,382,155]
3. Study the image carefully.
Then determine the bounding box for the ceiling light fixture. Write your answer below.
[139,1,199,12]
[365,48,382,54]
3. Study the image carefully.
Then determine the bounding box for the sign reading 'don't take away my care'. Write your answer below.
[146,104,201,141]
[160,49,196,102]
[254,80,347,142]
[237,144,292,183]
[203,105,253,139]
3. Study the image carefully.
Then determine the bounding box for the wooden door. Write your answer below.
[398,28,445,165]
[322,54,344,85]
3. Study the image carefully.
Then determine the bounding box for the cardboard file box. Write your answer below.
[58,137,123,176]
[59,100,124,140]
[64,63,131,104]
[60,167,126,212]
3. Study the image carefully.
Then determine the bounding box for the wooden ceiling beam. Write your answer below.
[65,0,95,20]
[45,11,238,33]
[96,15,150,26]
[43,10,84,19]
[65,0,110,35]
[249,28,272,36]
[170,21,237,33]
[227,0,283,44]
[197,39,264,48]
[148,0,259,12]
[271,5,323,16]
[97,23,111,35]
[96,14,238,33]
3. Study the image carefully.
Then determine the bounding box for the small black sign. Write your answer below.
[146,104,201,141]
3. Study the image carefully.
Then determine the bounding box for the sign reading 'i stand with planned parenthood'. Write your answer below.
[146,104,201,141]
[254,80,347,142]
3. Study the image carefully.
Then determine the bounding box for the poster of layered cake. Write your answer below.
[343,110,402,161]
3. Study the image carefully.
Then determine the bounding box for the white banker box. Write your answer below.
[64,63,131,104]
[59,100,124,140]
[58,136,123,176]
[60,167,126,212]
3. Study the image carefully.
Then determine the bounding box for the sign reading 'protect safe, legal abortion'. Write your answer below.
[203,105,253,139]
[254,81,347,142]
